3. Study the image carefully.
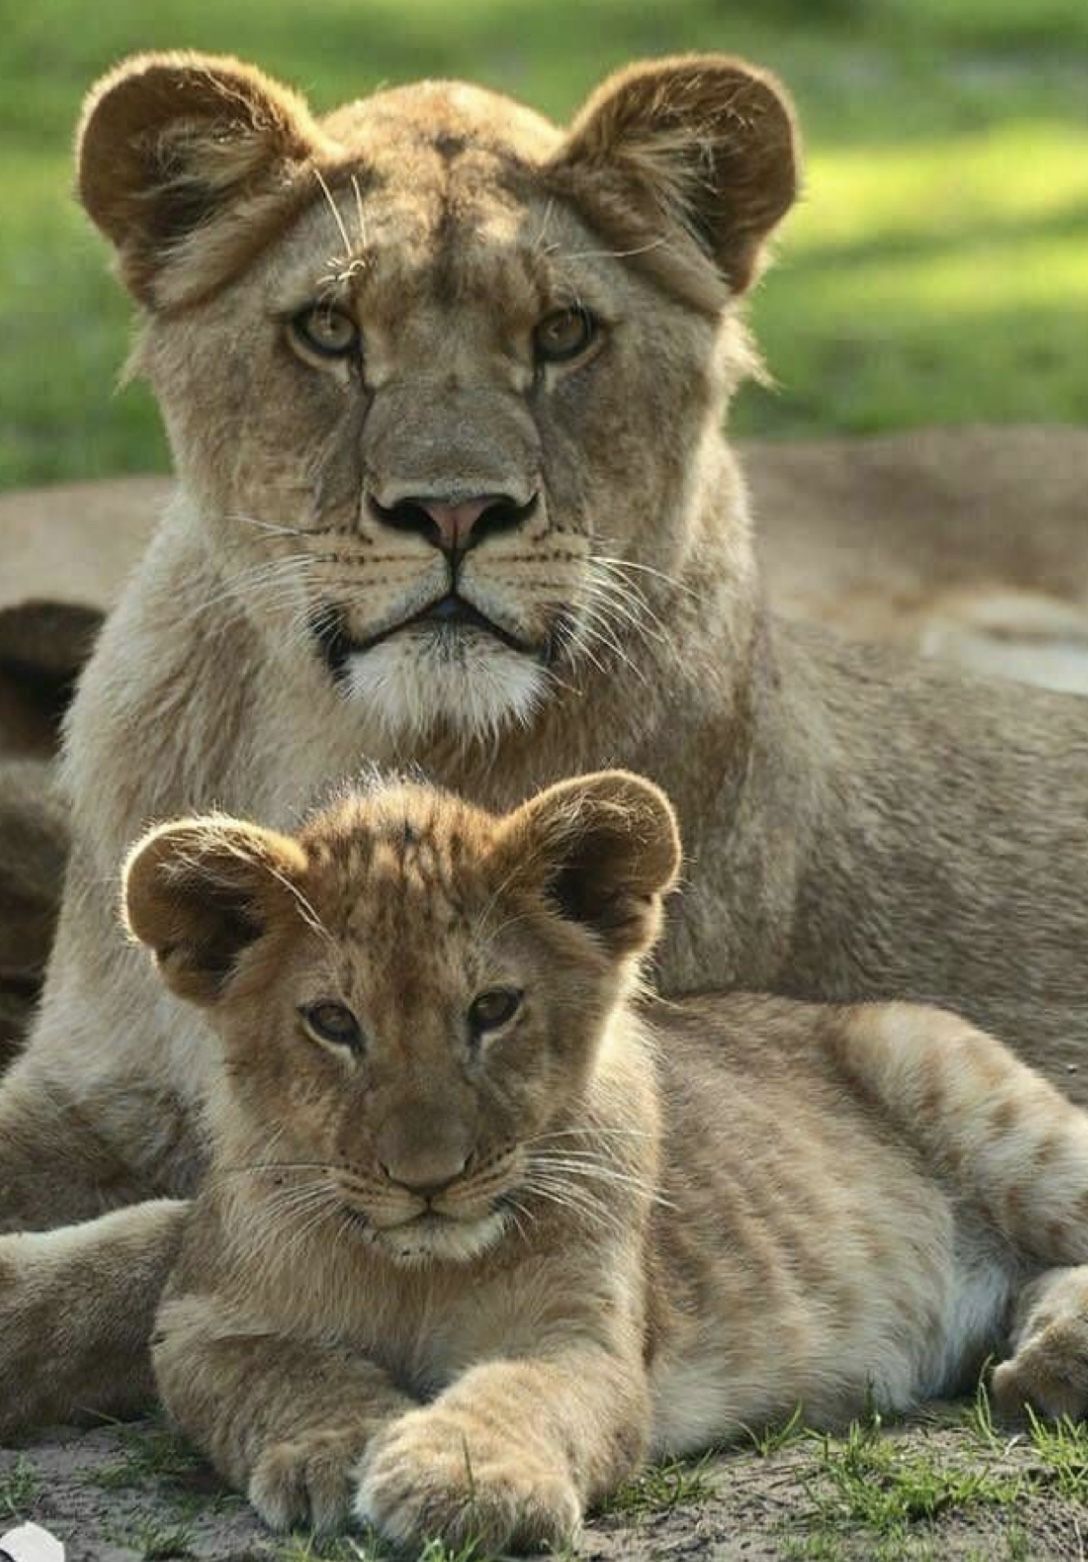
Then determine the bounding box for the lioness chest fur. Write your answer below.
[126,773,1088,1549]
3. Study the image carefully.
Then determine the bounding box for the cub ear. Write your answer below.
[76,51,326,308]
[498,770,682,959]
[550,54,798,306]
[122,815,308,1005]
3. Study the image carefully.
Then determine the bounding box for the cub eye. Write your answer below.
[299,1001,364,1051]
[533,306,598,364]
[289,305,359,360]
[468,988,522,1033]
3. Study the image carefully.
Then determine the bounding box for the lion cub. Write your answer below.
[124,773,1088,1551]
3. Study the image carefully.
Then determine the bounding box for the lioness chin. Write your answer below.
[2,50,1088,1433]
[124,774,1088,1547]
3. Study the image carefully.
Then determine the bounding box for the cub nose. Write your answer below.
[368,491,537,553]
[379,1150,470,1198]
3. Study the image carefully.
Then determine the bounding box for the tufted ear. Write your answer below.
[76,51,328,309]
[497,770,681,959]
[549,54,799,309]
[122,814,308,1005]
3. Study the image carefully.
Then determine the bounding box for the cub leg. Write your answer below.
[829,1004,1088,1267]
[832,1005,1088,1422]
[153,1293,419,1534]
[358,1346,649,1553]
[0,1057,187,1434]
[992,1268,1088,1420]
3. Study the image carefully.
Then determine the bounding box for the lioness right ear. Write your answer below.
[76,51,327,308]
[122,815,308,1005]
[550,54,799,309]
[498,770,682,959]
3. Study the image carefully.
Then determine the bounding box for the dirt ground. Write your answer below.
[4,1402,1088,1562]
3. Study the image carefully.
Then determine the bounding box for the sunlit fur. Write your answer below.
[7,50,1088,1442]
[124,776,1088,1551]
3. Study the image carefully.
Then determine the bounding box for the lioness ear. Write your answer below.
[77,51,326,308]
[550,54,798,305]
[499,770,681,958]
[122,815,308,1005]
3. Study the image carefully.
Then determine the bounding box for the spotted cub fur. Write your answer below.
[124,772,1088,1551]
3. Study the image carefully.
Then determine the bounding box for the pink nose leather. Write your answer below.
[418,497,496,550]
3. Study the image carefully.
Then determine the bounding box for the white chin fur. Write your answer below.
[375,1208,510,1265]
[343,629,548,743]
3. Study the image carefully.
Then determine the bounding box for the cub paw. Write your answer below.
[993,1270,1088,1421]
[993,1324,1088,1421]
[356,1406,582,1553]
[249,1427,367,1533]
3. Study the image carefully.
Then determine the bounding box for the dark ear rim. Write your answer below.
[548,52,800,306]
[122,814,308,1005]
[76,50,327,307]
[497,769,682,957]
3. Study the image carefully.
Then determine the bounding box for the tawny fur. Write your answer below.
[125,775,1088,1549]
[3,52,1088,1432]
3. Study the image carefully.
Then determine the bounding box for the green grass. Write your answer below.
[0,1455,39,1518]
[105,1516,196,1561]
[1,0,1086,487]
[601,1451,718,1517]
[1021,1409,1088,1501]
[272,1536,484,1562]
[808,1418,1025,1535]
[90,1419,206,1493]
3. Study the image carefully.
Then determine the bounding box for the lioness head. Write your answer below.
[123,770,680,1261]
[79,53,797,741]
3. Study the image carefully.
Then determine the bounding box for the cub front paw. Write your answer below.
[356,1407,582,1553]
[249,1427,367,1533]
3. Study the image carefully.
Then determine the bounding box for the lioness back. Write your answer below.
[124,772,1088,1549]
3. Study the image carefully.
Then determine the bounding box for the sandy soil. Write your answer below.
[4,1406,1088,1562]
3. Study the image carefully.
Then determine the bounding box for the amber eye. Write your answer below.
[290,305,359,359]
[468,988,522,1033]
[299,1001,364,1051]
[533,306,598,364]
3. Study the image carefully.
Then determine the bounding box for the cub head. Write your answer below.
[123,770,680,1262]
[79,52,798,742]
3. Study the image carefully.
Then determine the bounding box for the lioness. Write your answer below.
[2,50,1088,1432]
[125,773,1088,1548]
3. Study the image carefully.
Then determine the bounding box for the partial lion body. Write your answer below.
[3,51,1088,1435]
[120,779,1088,1547]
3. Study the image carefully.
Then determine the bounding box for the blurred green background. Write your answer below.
[2,0,1086,488]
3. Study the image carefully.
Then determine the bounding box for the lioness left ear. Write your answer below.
[122,815,308,1005]
[499,770,682,959]
[77,51,328,308]
[550,54,798,303]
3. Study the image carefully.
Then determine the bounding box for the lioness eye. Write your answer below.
[468,988,522,1033]
[533,306,597,364]
[299,1001,364,1051]
[290,305,359,359]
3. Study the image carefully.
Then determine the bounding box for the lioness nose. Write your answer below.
[369,492,537,553]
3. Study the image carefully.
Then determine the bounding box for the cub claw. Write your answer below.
[356,1408,581,1553]
[249,1429,364,1533]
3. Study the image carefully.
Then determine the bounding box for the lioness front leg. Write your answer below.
[154,1294,418,1533]
[0,1058,189,1434]
[0,1199,186,1434]
[358,1346,649,1553]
